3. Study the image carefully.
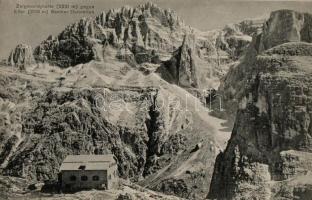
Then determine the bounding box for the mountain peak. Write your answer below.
[33,2,187,67]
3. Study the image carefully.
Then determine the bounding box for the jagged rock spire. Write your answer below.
[7,44,35,69]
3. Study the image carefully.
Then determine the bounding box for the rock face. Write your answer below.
[161,34,198,87]
[7,44,35,69]
[209,10,312,200]
[259,10,312,51]
[176,34,198,87]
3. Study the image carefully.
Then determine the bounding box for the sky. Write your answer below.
[0,0,312,59]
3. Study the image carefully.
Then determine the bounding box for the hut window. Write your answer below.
[70,175,76,181]
[81,175,88,181]
[92,175,99,181]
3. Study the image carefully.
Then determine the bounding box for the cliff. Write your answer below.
[208,10,312,200]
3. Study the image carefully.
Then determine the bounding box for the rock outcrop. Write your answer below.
[176,34,198,87]
[7,44,35,69]
[208,10,312,200]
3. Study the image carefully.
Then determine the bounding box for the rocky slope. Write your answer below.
[208,10,312,200]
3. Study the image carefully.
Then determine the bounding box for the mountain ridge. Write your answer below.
[7,2,261,90]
